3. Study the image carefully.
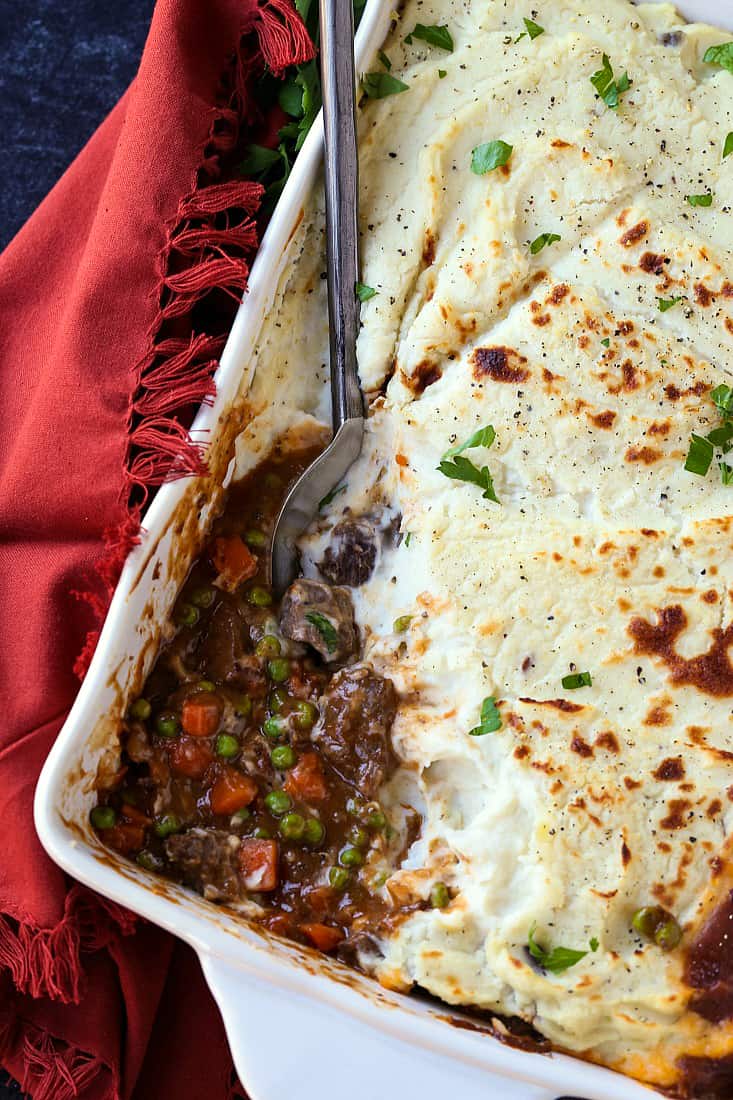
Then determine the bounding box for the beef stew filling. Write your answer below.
[91,444,410,955]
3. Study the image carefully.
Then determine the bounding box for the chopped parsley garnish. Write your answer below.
[471,140,513,175]
[530,231,561,255]
[528,924,593,973]
[516,17,545,41]
[404,531,412,547]
[438,69,447,79]
[685,434,714,476]
[469,696,502,736]
[318,483,347,510]
[686,193,713,207]
[562,671,592,690]
[724,132,733,159]
[305,612,338,653]
[443,423,496,457]
[377,49,391,70]
[405,23,454,51]
[589,936,599,952]
[356,282,377,301]
[703,42,733,74]
[590,53,630,109]
[438,424,499,500]
[362,72,409,98]
[657,296,683,312]
[601,337,610,347]
[685,386,733,484]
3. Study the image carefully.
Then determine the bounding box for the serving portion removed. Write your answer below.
[90,0,733,1094]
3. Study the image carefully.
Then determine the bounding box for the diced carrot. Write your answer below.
[120,803,152,827]
[168,736,214,779]
[211,535,258,588]
[284,752,328,802]
[299,922,344,953]
[210,767,258,814]
[239,838,279,891]
[104,822,146,855]
[181,693,221,737]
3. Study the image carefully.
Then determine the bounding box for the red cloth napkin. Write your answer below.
[0,0,313,1095]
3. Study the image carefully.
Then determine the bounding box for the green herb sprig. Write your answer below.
[438,425,499,501]
[590,53,630,109]
[685,384,733,484]
[527,924,596,973]
[468,696,502,736]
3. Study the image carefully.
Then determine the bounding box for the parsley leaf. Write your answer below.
[471,140,513,174]
[704,42,733,74]
[406,23,453,51]
[356,282,377,301]
[305,612,338,654]
[528,924,590,973]
[469,696,502,736]
[705,422,733,449]
[601,337,610,348]
[438,68,447,78]
[530,231,561,254]
[725,132,733,159]
[439,425,499,500]
[590,937,599,952]
[657,296,683,312]
[318,483,347,510]
[443,424,496,458]
[438,455,499,501]
[685,434,714,476]
[237,144,282,175]
[562,671,592,689]
[516,17,544,41]
[590,53,630,109]
[712,384,733,416]
[721,462,733,485]
[377,49,392,70]
[686,193,713,207]
[362,71,409,98]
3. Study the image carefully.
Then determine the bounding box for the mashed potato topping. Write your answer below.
[237,0,733,1089]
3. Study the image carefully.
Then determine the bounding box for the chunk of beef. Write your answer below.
[165,828,242,902]
[279,579,357,663]
[195,601,244,682]
[313,665,397,797]
[319,519,378,587]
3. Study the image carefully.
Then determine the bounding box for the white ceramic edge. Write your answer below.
[34,1,726,1097]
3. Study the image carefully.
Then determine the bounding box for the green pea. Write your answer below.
[268,658,291,683]
[279,812,306,840]
[137,850,164,872]
[176,603,200,627]
[366,808,387,830]
[232,692,252,718]
[194,679,216,693]
[154,814,181,838]
[631,905,665,939]
[248,586,273,607]
[393,615,413,633]
[655,919,682,952]
[265,789,292,816]
[430,882,450,909]
[253,826,272,839]
[256,635,282,659]
[269,688,288,713]
[190,585,216,608]
[339,847,363,868]
[216,734,240,759]
[303,818,325,846]
[231,807,251,824]
[90,805,117,830]
[348,826,369,848]
[155,711,180,738]
[293,700,318,730]
[244,529,266,549]
[271,745,296,769]
[263,716,287,741]
[129,697,151,721]
[329,866,350,890]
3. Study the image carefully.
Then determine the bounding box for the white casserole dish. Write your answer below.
[34,1,730,1096]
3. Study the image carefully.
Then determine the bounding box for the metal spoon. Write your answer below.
[270,0,364,595]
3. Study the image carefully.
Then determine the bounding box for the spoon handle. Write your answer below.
[319,0,364,429]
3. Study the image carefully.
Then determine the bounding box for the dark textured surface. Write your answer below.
[0,0,155,251]
[0,5,154,1095]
